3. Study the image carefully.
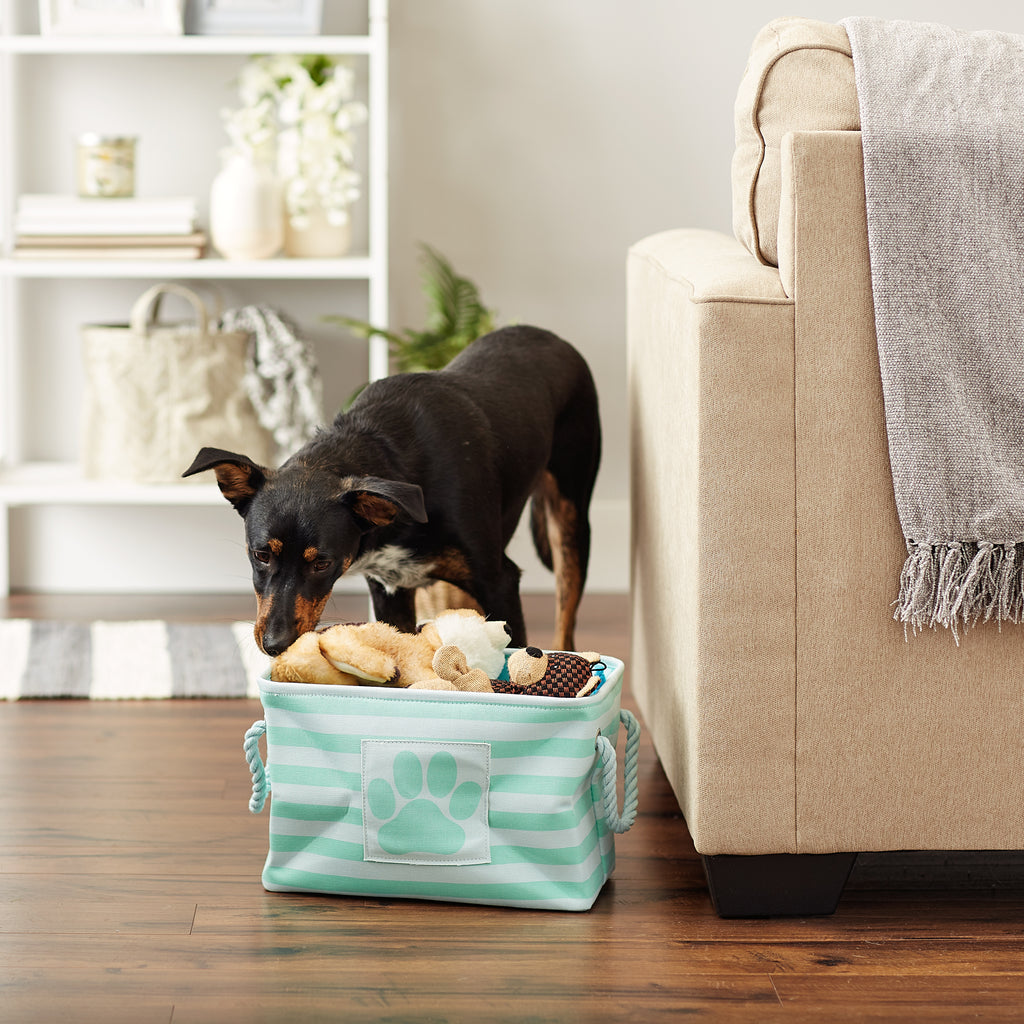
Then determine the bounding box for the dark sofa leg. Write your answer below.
[701,852,857,918]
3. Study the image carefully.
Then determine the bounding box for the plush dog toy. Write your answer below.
[268,631,351,687]
[270,609,510,691]
[271,620,452,688]
[492,646,605,698]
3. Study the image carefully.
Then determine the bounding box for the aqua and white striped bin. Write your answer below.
[244,653,639,911]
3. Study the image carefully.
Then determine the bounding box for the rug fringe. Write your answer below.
[895,541,1024,642]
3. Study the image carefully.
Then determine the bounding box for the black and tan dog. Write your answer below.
[184,326,601,656]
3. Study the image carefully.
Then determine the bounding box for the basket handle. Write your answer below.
[596,708,641,834]
[244,720,270,814]
[129,282,210,338]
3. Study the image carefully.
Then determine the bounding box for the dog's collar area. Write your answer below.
[348,544,435,594]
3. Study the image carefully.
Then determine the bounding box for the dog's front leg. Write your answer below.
[475,553,528,649]
[366,580,417,634]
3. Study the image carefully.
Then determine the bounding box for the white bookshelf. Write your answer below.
[0,1,390,594]
[0,35,377,55]
[0,461,224,504]
[2,255,377,279]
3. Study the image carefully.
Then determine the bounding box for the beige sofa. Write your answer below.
[627,17,1024,916]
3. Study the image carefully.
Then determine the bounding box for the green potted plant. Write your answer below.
[329,244,497,374]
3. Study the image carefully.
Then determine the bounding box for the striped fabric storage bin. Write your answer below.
[244,654,639,911]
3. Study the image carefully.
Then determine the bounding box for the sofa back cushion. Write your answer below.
[732,17,859,266]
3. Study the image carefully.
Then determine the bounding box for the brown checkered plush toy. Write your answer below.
[491,646,605,699]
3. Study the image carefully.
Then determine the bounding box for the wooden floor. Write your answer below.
[3,592,1024,1022]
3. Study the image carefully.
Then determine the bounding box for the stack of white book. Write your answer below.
[13,195,206,259]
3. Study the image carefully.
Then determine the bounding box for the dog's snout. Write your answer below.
[256,627,295,658]
[254,593,300,657]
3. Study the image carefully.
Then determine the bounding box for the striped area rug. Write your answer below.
[0,620,270,699]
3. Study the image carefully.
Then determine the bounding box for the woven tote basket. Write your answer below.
[244,653,639,911]
[81,282,274,482]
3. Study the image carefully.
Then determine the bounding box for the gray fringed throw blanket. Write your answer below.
[843,17,1024,638]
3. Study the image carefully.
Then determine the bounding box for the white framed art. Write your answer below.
[39,0,185,35]
[185,0,322,36]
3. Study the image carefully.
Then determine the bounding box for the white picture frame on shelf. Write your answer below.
[39,0,185,36]
[185,0,322,36]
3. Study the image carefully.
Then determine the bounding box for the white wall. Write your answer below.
[10,0,1024,592]
[387,0,1024,594]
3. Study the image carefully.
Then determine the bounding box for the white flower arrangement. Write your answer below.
[221,54,368,229]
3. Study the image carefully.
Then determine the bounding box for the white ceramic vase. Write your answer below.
[284,201,352,258]
[209,154,285,261]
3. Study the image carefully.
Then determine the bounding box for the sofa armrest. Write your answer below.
[630,228,791,303]
[627,229,799,854]
[777,130,870,301]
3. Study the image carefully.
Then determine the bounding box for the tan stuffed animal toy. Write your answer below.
[271,620,456,689]
[269,631,351,687]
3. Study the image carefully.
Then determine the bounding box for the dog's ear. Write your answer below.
[183,447,267,516]
[340,476,428,529]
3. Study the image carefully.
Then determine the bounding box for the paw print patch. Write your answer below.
[361,740,491,865]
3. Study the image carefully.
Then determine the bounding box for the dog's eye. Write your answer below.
[312,558,332,574]
[253,549,272,565]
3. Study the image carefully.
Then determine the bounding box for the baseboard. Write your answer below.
[8,498,629,594]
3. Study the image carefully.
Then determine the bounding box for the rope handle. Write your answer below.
[596,708,641,834]
[244,720,270,814]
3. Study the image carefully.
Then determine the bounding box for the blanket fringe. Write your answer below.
[895,541,1024,642]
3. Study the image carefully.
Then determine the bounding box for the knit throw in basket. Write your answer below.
[244,654,639,911]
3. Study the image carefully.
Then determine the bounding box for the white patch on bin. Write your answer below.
[361,740,491,866]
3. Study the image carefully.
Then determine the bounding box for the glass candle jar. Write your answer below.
[76,134,137,198]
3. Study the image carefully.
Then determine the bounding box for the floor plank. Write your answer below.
[772,975,1024,1020]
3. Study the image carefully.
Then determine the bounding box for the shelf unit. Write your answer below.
[0,2,389,594]
[0,35,377,55]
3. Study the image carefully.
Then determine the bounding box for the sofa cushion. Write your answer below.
[732,17,859,267]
